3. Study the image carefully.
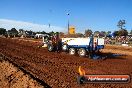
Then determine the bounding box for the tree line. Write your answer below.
[85,20,132,37]
[0,20,132,38]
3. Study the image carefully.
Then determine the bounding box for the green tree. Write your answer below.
[11,28,18,34]
[59,32,65,37]
[107,31,111,34]
[49,31,54,36]
[106,31,112,37]
[0,28,6,35]
[113,31,119,37]
[36,31,46,34]
[117,20,126,29]
[85,29,92,37]
[118,29,128,36]
[130,30,132,34]
[19,29,24,33]
[41,31,46,34]
[8,28,18,37]
[76,33,84,37]
[18,29,25,36]
[94,31,100,37]
[116,20,128,36]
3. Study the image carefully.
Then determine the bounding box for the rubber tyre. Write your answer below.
[78,48,86,57]
[48,44,54,52]
[62,44,68,51]
[69,48,76,55]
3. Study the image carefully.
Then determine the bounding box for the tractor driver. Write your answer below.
[51,32,61,52]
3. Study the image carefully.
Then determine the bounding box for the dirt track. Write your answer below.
[0,57,44,88]
[0,37,132,88]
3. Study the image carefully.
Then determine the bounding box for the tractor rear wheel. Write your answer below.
[48,44,54,52]
[78,48,86,57]
[69,48,76,55]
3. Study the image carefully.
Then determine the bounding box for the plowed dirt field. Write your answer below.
[0,38,132,88]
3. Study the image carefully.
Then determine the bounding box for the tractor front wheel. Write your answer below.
[78,48,86,57]
[69,48,76,55]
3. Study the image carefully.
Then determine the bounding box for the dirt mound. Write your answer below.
[0,38,132,88]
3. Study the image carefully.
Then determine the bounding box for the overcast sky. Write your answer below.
[0,0,132,33]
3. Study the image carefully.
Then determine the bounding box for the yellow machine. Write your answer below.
[69,26,75,34]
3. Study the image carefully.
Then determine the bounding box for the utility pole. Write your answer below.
[49,9,52,28]
[67,12,70,34]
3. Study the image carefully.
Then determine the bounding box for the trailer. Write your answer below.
[44,34,105,59]
[61,35,104,59]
